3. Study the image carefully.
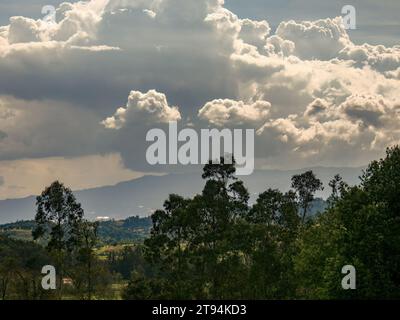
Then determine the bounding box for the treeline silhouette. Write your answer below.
[124,147,400,299]
[1,146,400,299]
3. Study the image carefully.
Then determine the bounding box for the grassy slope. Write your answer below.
[0,216,152,244]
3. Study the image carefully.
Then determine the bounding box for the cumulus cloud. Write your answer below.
[338,43,400,73]
[276,17,351,60]
[7,16,45,44]
[0,0,239,113]
[102,90,181,129]
[0,0,400,175]
[385,67,400,80]
[264,35,295,57]
[304,98,330,119]
[198,99,271,127]
[340,95,387,128]
[238,18,270,52]
[255,94,400,168]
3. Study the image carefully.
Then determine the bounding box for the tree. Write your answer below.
[328,174,348,206]
[202,156,236,185]
[362,145,400,213]
[246,189,300,298]
[74,221,99,300]
[291,171,324,223]
[358,146,400,297]
[0,255,16,300]
[32,181,84,298]
[295,146,400,299]
[123,148,400,300]
[129,157,251,299]
[197,158,249,298]
[0,235,53,300]
[144,194,194,299]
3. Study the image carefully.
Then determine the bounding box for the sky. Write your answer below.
[0,0,399,199]
[1,0,399,45]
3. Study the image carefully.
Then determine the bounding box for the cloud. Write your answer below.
[275,17,351,60]
[198,99,271,127]
[7,16,44,44]
[238,18,270,52]
[385,67,400,80]
[255,94,400,168]
[0,0,239,113]
[0,0,399,174]
[338,43,400,73]
[102,90,181,129]
[0,153,142,199]
[304,98,330,119]
[0,95,108,161]
[340,95,387,128]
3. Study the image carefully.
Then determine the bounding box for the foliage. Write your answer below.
[98,216,152,244]
[2,147,400,299]
[0,216,152,244]
[124,148,400,300]
[0,235,54,300]
[291,171,324,223]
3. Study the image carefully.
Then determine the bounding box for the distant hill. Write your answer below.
[0,216,152,244]
[0,167,363,224]
[0,197,328,244]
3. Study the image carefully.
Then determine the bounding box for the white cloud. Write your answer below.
[8,16,44,44]
[238,18,270,51]
[198,99,271,127]
[102,90,181,129]
[276,17,351,60]
[385,67,400,79]
[0,0,399,174]
[338,43,400,73]
[255,94,400,168]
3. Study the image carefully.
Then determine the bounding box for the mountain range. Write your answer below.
[0,167,364,224]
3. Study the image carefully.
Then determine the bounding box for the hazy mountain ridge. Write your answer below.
[0,167,364,224]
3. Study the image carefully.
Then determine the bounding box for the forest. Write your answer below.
[1,146,400,300]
